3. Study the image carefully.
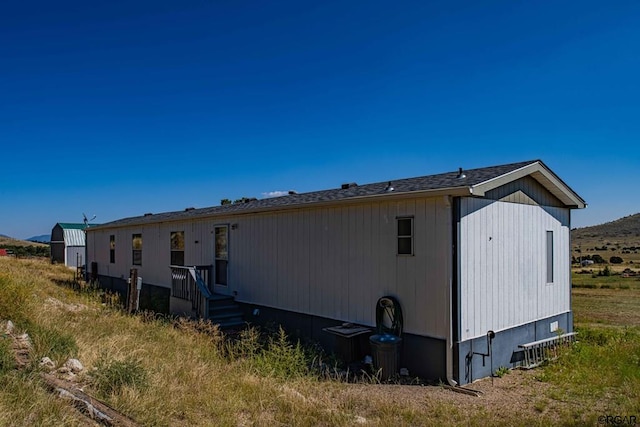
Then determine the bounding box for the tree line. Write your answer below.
[572,254,626,264]
[0,245,50,258]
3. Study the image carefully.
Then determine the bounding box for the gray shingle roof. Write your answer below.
[90,160,566,230]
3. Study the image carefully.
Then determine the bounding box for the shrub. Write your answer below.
[252,327,311,380]
[610,256,624,264]
[0,245,50,258]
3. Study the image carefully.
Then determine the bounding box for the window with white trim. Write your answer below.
[170,231,185,266]
[397,217,414,255]
[132,234,142,266]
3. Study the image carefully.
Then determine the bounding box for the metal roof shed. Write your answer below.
[50,223,97,267]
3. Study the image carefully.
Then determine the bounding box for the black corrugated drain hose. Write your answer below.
[375,296,403,336]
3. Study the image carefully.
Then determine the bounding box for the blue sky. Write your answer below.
[1,1,639,239]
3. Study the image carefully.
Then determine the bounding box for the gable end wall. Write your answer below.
[458,197,571,341]
[484,176,565,207]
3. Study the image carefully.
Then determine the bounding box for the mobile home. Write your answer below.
[86,160,585,384]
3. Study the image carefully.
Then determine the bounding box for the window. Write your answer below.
[170,231,185,266]
[397,217,414,255]
[109,235,115,264]
[132,234,142,265]
[214,226,228,286]
[546,231,554,283]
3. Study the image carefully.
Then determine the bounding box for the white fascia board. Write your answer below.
[87,186,475,232]
[470,161,586,209]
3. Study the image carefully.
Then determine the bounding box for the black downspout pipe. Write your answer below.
[468,330,496,382]
[451,197,460,384]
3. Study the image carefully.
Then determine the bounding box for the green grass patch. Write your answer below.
[0,337,15,376]
[538,326,640,414]
[0,274,34,326]
[91,353,149,396]
[27,324,78,364]
[572,271,640,290]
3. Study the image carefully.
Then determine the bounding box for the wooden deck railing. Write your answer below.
[170,265,213,319]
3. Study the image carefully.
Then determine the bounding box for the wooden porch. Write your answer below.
[169,265,245,329]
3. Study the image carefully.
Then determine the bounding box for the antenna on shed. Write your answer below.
[83,213,97,228]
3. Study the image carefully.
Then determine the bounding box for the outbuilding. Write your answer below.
[85,160,585,384]
[50,223,91,267]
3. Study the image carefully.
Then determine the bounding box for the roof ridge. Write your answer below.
[90,159,579,230]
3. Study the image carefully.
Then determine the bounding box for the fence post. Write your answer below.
[127,268,138,313]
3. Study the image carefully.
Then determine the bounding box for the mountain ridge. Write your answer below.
[26,234,51,243]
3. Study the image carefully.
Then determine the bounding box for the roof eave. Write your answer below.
[87,186,475,231]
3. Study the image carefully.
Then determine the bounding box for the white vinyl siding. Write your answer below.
[87,196,452,339]
[458,198,570,341]
[66,246,84,268]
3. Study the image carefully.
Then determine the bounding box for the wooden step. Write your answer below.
[215,319,247,330]
[208,294,245,329]
[210,312,244,324]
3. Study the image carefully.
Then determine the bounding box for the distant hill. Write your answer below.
[26,234,51,243]
[572,213,640,266]
[0,236,48,248]
[572,213,640,241]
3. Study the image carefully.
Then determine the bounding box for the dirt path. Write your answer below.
[335,369,603,424]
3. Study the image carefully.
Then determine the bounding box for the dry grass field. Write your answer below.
[572,273,640,327]
[1,257,639,426]
[0,236,48,248]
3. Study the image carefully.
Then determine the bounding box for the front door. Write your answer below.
[213,225,229,294]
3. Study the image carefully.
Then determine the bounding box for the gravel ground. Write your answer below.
[334,368,604,425]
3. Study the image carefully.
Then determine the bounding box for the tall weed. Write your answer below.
[252,327,311,380]
[226,326,262,360]
[225,326,314,380]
